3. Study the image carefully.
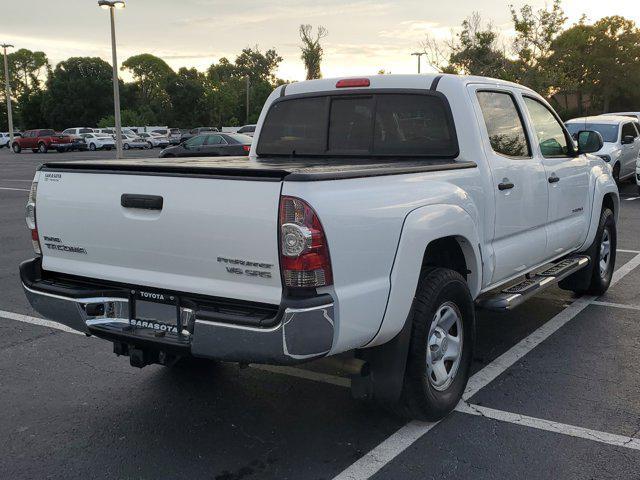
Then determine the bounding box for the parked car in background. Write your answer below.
[237,124,256,137]
[180,127,219,142]
[62,127,94,151]
[81,133,116,151]
[122,134,149,150]
[62,127,94,137]
[0,132,21,148]
[12,129,73,153]
[566,115,640,183]
[602,112,640,122]
[636,156,640,194]
[152,128,182,145]
[138,132,170,149]
[94,127,137,137]
[159,133,252,158]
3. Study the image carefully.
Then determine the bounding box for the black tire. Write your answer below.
[123,143,130,150]
[12,143,21,153]
[89,143,96,151]
[394,267,474,421]
[38,142,47,153]
[560,207,616,296]
[147,141,153,149]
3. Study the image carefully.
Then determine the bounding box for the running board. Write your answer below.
[476,255,590,311]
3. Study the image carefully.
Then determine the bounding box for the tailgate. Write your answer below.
[35,170,283,304]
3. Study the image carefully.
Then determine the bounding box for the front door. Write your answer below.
[522,96,590,257]
[621,121,640,178]
[473,88,549,284]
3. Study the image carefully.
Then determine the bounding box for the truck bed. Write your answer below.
[40,157,477,182]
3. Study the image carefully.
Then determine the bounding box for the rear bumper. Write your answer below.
[20,258,334,365]
[50,143,73,150]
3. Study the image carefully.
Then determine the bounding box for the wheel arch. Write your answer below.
[366,203,482,348]
[579,170,619,251]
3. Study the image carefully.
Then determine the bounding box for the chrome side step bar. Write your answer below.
[476,255,590,311]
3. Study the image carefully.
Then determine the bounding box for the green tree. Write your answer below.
[44,57,114,129]
[509,0,567,93]
[206,47,284,126]
[121,54,175,123]
[299,24,327,80]
[165,67,209,127]
[447,13,513,78]
[97,109,149,128]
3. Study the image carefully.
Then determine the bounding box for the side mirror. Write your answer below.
[622,135,635,145]
[577,130,603,155]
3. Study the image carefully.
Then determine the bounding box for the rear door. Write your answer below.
[36,170,284,304]
[521,95,590,257]
[472,88,549,283]
[201,134,227,156]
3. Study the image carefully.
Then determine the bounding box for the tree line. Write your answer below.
[422,1,640,117]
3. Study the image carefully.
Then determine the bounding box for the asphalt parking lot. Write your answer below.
[1,147,640,479]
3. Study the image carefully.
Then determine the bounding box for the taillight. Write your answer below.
[242,145,251,152]
[25,177,41,255]
[279,196,332,288]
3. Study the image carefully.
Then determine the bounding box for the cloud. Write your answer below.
[378,20,459,42]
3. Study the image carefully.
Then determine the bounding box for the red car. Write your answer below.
[12,129,74,154]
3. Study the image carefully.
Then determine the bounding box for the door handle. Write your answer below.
[121,194,163,210]
[548,175,560,183]
[498,182,515,191]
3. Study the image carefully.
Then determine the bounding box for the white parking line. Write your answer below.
[0,187,29,192]
[333,253,640,480]
[591,300,640,311]
[0,309,83,335]
[456,402,640,451]
[2,256,640,477]
[624,197,639,202]
[618,248,640,254]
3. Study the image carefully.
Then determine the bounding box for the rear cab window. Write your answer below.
[256,92,458,158]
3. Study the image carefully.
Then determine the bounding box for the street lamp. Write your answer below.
[411,52,425,74]
[98,0,125,159]
[1,43,15,149]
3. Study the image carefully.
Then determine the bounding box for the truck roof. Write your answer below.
[281,73,534,97]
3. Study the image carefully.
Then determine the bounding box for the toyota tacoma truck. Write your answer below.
[20,74,619,420]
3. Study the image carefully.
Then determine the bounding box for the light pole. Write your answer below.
[245,76,250,125]
[98,0,125,159]
[2,43,15,148]
[411,52,425,74]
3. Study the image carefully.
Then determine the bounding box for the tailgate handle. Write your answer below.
[121,194,163,211]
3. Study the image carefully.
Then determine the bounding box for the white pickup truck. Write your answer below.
[21,74,618,420]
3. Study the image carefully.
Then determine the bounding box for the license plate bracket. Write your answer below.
[130,291,181,334]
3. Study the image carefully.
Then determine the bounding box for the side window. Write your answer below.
[523,97,570,157]
[185,135,206,147]
[621,122,637,139]
[62,129,71,135]
[205,135,224,145]
[476,91,530,158]
[634,122,640,136]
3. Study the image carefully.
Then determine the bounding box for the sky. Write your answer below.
[2,0,639,82]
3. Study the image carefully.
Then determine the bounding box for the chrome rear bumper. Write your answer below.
[20,259,334,365]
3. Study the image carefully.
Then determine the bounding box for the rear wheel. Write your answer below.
[38,142,47,153]
[12,143,21,153]
[394,267,474,421]
[147,141,153,149]
[123,143,130,150]
[89,143,96,151]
